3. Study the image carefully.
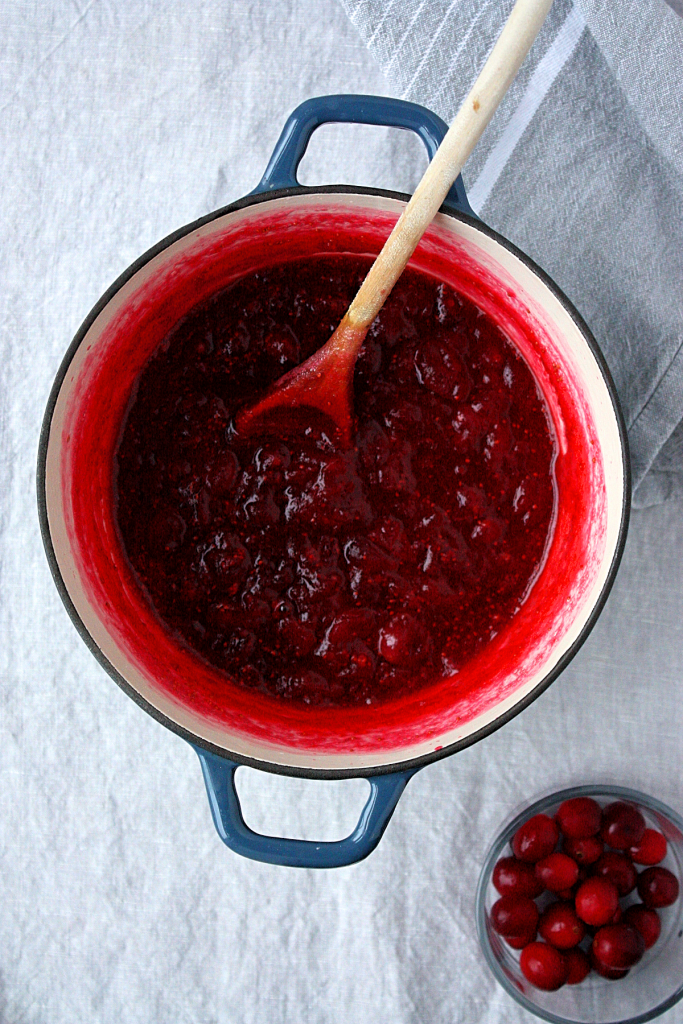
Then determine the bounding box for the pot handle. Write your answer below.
[194,746,420,868]
[252,93,475,218]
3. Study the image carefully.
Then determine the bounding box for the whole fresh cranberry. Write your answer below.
[593,851,637,896]
[600,802,646,850]
[623,904,661,950]
[565,947,591,985]
[629,829,668,866]
[589,947,629,980]
[610,904,623,925]
[637,866,680,908]
[575,877,619,926]
[555,797,602,839]
[504,929,539,950]
[519,942,568,991]
[492,857,543,899]
[563,834,604,866]
[538,902,585,949]
[535,852,579,892]
[512,814,560,863]
[490,895,539,939]
[591,924,645,970]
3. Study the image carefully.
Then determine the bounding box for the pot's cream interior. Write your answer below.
[44,193,626,772]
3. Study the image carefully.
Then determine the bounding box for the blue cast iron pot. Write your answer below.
[38,96,630,868]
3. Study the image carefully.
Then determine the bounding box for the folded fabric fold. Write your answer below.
[338,0,683,507]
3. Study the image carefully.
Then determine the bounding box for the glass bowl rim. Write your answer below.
[475,783,683,1024]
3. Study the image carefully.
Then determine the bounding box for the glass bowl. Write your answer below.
[476,785,683,1024]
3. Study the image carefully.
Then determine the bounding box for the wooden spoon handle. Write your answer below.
[347,0,553,332]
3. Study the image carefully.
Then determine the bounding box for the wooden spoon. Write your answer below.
[236,0,553,445]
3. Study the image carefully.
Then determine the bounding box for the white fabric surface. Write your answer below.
[1,2,683,1022]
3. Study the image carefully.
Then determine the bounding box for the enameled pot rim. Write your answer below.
[37,182,631,780]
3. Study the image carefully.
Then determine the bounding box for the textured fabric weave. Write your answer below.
[338,0,683,507]
[3,3,683,1022]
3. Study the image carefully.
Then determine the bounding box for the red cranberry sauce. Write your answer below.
[114,255,556,708]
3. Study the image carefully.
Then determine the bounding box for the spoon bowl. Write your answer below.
[235,313,363,444]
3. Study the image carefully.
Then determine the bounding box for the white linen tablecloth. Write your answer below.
[1,2,682,1021]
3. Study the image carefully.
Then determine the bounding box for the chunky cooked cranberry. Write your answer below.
[565,947,591,985]
[591,924,645,970]
[377,613,429,668]
[629,829,668,866]
[538,902,585,949]
[593,851,637,896]
[519,942,568,991]
[148,509,187,554]
[490,895,539,939]
[368,516,411,561]
[555,797,602,839]
[115,256,556,708]
[207,451,240,495]
[274,668,344,705]
[276,617,317,658]
[255,442,291,478]
[492,856,544,899]
[535,852,579,892]
[637,866,680,908]
[575,877,620,926]
[414,335,471,399]
[326,609,377,645]
[512,814,560,863]
[207,601,242,632]
[563,834,604,866]
[600,801,646,850]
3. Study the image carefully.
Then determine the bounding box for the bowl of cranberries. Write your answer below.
[476,785,683,1023]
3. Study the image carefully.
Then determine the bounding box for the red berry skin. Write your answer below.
[491,896,539,938]
[592,924,645,970]
[575,877,619,926]
[623,904,661,950]
[493,857,544,899]
[600,801,646,850]
[539,902,586,949]
[503,928,538,950]
[512,814,560,863]
[520,942,569,991]
[556,797,602,839]
[563,835,604,866]
[565,947,591,985]
[582,902,621,940]
[554,868,587,902]
[589,947,630,980]
[637,866,680,908]
[593,851,637,896]
[535,852,579,893]
[630,829,668,866]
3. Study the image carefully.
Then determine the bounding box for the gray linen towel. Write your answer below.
[337,0,683,508]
